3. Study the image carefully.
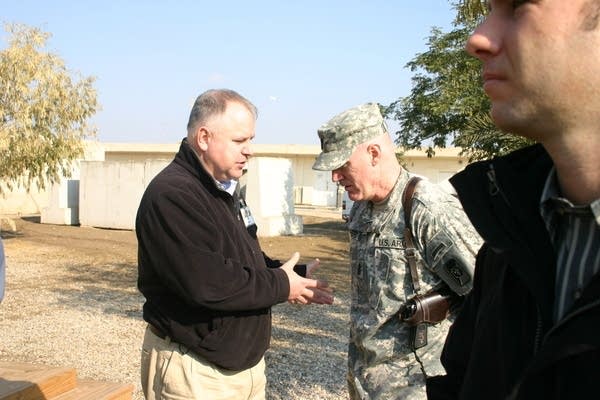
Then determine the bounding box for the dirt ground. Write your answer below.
[0,209,352,399]
[2,209,351,296]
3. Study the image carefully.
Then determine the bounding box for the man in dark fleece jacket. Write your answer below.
[137,89,333,400]
[427,1,600,399]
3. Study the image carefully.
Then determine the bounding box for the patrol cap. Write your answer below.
[312,102,388,171]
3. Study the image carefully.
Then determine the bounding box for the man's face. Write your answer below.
[331,145,376,202]
[466,0,600,141]
[200,101,255,181]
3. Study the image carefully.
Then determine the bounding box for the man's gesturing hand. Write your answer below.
[281,252,334,305]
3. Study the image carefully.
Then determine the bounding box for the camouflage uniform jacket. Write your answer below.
[346,171,482,400]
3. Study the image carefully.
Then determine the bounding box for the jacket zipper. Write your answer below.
[533,305,543,354]
[487,164,546,356]
[486,164,510,205]
[487,164,500,196]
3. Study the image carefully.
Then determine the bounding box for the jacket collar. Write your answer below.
[451,144,556,321]
[173,138,233,200]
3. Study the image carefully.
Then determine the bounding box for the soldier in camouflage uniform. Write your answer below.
[312,103,482,400]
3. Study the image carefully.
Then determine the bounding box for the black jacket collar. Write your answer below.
[173,138,232,201]
[451,144,556,322]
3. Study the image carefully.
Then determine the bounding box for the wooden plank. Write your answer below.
[53,380,133,400]
[0,361,77,400]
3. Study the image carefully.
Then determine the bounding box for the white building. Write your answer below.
[1,142,469,236]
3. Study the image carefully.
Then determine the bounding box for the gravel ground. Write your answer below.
[0,211,351,399]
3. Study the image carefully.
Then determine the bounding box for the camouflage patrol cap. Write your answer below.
[312,102,388,171]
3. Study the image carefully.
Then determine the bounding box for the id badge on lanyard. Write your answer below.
[239,198,256,228]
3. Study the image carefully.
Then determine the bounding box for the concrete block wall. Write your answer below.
[0,183,49,215]
[2,142,469,238]
[41,179,80,225]
[79,160,168,230]
[311,170,338,208]
[243,157,302,237]
[76,156,301,236]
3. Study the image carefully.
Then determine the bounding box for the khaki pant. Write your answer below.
[141,325,266,400]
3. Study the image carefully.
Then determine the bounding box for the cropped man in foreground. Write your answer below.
[427,1,600,399]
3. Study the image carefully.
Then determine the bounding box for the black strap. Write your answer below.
[402,176,423,295]
[402,176,429,351]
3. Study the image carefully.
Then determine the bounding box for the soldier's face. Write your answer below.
[331,147,376,202]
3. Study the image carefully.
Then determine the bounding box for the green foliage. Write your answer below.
[386,1,532,161]
[453,113,533,161]
[454,0,488,24]
[0,24,98,194]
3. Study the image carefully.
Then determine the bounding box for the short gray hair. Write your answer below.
[186,89,258,134]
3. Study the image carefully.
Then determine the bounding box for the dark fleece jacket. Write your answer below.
[137,139,289,371]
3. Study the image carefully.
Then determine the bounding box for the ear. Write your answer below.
[366,143,381,166]
[195,127,211,151]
